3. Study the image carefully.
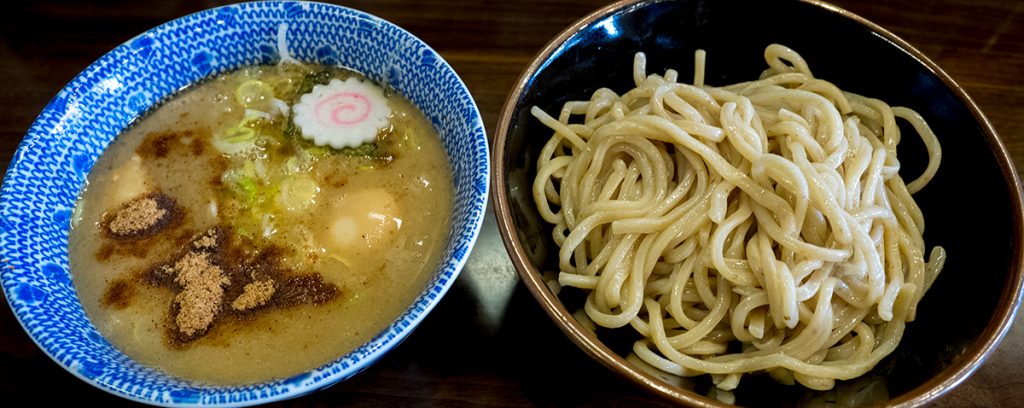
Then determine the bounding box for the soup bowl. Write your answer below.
[0,1,487,406]
[492,0,1024,406]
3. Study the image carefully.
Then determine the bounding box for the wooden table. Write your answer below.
[1,1,1021,406]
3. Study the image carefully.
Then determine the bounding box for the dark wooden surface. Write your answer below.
[1,0,1022,406]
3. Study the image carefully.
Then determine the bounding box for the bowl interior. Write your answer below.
[497,0,1021,406]
[0,1,487,405]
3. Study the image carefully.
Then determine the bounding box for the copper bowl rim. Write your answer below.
[491,0,1024,406]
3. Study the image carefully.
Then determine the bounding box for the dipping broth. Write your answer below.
[69,63,453,385]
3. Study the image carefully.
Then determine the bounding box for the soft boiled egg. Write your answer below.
[105,154,151,209]
[324,188,403,257]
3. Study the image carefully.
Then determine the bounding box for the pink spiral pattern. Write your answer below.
[314,92,372,127]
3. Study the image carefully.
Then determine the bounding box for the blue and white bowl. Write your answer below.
[0,1,488,406]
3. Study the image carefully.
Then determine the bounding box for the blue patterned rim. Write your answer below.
[0,1,488,406]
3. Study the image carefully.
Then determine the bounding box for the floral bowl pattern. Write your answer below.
[0,1,488,406]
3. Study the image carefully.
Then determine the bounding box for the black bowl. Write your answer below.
[493,0,1024,406]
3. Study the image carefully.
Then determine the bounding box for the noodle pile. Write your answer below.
[531,44,945,394]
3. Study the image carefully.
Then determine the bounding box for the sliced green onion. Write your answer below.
[277,175,319,211]
[235,79,275,109]
[284,156,302,175]
[223,126,257,143]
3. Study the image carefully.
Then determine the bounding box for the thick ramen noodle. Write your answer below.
[69,61,453,385]
[531,44,945,398]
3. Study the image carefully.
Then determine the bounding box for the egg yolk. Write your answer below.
[326,188,402,256]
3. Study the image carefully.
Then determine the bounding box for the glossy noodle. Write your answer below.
[531,44,945,393]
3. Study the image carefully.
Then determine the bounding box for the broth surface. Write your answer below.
[69,64,453,385]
